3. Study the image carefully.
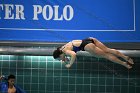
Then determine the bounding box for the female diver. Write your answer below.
[53,37,134,69]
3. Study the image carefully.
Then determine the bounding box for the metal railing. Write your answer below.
[0,41,140,57]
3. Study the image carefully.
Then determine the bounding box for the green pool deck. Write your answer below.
[0,55,140,93]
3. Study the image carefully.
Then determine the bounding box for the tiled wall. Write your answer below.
[0,55,140,93]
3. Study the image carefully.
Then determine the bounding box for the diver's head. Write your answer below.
[53,47,63,59]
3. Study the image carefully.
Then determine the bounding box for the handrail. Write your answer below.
[0,47,140,57]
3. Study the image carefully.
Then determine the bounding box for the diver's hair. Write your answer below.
[53,47,63,59]
[8,74,15,80]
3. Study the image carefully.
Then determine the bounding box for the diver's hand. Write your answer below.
[65,57,70,62]
[61,60,65,64]
[65,64,71,68]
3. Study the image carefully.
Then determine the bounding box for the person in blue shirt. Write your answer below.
[53,37,134,69]
[0,74,26,93]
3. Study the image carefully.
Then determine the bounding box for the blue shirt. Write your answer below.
[0,82,26,93]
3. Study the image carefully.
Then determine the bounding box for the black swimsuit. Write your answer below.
[79,38,95,51]
[72,38,95,52]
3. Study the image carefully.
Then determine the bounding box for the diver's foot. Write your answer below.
[127,65,132,69]
[127,57,134,65]
[124,62,132,69]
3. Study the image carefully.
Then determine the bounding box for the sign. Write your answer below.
[0,0,139,42]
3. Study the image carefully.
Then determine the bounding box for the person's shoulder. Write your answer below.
[15,85,26,93]
[0,82,7,84]
[0,82,7,86]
